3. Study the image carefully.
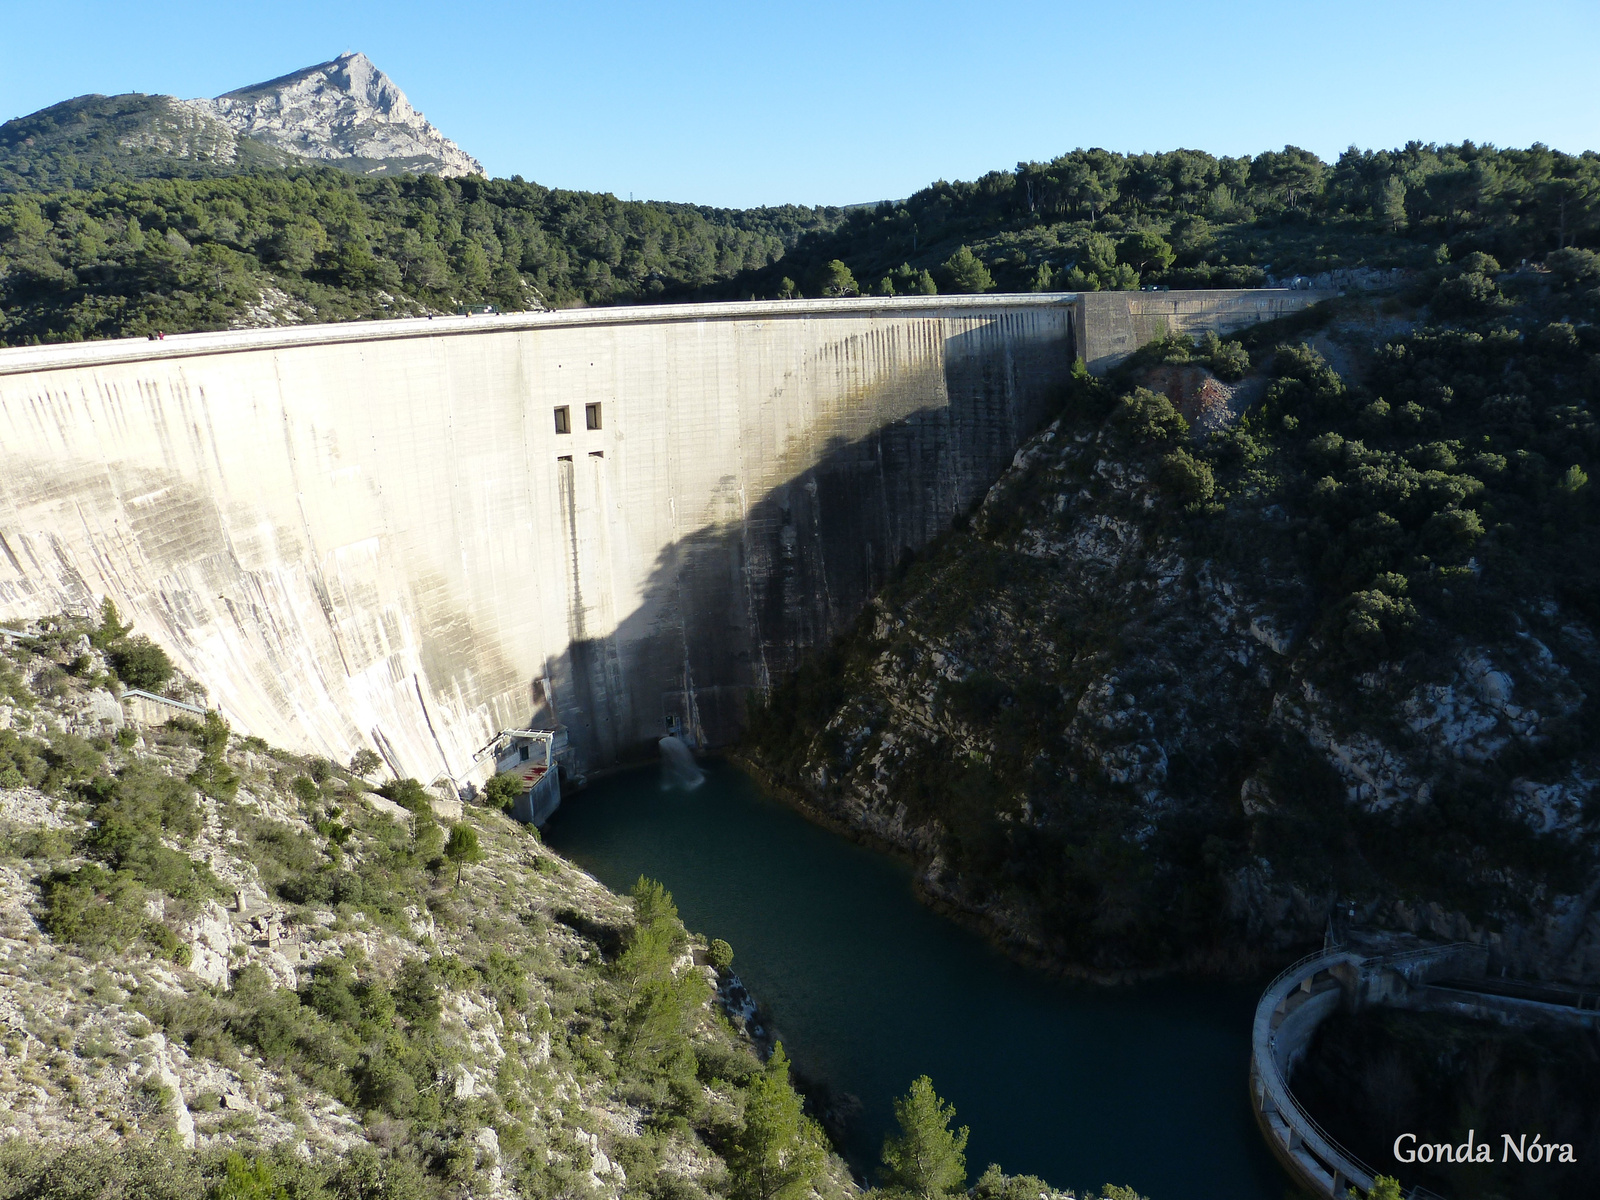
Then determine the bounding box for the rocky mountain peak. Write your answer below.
[187,52,481,178]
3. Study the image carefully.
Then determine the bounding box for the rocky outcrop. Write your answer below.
[747,350,1600,984]
[187,53,481,177]
[0,54,480,186]
[110,96,240,164]
[0,617,807,1198]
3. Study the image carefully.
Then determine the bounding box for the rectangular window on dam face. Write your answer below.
[585,403,602,430]
[554,406,571,434]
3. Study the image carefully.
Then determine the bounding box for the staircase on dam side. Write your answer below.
[0,290,1327,789]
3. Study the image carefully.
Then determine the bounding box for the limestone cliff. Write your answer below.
[0,53,480,188]
[746,302,1600,984]
[188,53,481,178]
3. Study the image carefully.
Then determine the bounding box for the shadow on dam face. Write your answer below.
[548,318,1071,769]
[0,291,1329,783]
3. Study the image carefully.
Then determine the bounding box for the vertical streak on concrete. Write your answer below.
[0,293,1327,778]
[589,448,630,751]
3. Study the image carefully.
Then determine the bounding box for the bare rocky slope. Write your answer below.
[745,278,1600,985]
[188,53,481,178]
[0,614,850,1200]
[0,52,479,190]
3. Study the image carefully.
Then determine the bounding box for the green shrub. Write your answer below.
[349,748,383,776]
[973,1165,1060,1200]
[1199,331,1250,381]
[1546,247,1600,286]
[40,732,107,793]
[0,1140,209,1200]
[213,1153,288,1200]
[162,716,204,738]
[484,772,522,810]
[40,865,148,955]
[108,636,173,691]
[378,778,432,815]
[480,949,530,1013]
[1158,448,1216,505]
[33,666,69,700]
[1111,388,1188,444]
[0,658,34,708]
[81,763,217,900]
[303,956,362,1026]
[145,921,193,966]
[0,730,48,789]
[393,959,442,1031]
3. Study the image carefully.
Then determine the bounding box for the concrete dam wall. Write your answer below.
[0,290,1323,784]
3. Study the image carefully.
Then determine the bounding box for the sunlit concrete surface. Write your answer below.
[0,291,1325,784]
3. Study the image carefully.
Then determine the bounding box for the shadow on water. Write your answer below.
[543,759,1289,1200]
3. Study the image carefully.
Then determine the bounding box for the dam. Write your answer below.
[0,289,1322,786]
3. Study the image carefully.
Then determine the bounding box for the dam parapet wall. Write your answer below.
[0,290,1326,784]
[1076,289,1329,374]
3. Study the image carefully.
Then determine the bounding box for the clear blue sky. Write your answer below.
[3,0,1596,209]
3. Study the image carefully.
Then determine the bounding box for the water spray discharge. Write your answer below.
[659,735,706,790]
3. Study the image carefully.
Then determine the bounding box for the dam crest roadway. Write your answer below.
[0,290,1324,786]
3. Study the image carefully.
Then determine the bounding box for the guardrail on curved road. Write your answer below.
[1250,949,1376,1197]
[1250,946,1467,1199]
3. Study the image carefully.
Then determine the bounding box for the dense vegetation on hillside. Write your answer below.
[3,139,1597,347]
[746,244,1600,975]
[0,94,294,194]
[2,609,822,1199]
[0,170,842,343]
[723,143,1600,298]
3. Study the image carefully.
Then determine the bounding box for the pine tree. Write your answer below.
[818,259,858,297]
[728,1044,827,1200]
[1378,176,1408,232]
[1353,1179,1403,1200]
[612,877,707,1081]
[444,823,481,887]
[92,596,131,649]
[879,1076,969,1200]
[942,246,994,293]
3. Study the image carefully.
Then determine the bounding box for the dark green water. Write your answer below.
[542,761,1286,1200]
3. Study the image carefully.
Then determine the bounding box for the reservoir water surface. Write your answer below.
[542,761,1286,1200]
